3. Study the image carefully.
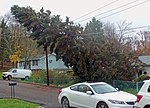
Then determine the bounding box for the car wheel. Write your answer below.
[97,102,109,108]
[3,77,6,80]
[8,75,12,80]
[21,78,25,80]
[144,105,150,108]
[61,97,70,108]
[25,76,29,80]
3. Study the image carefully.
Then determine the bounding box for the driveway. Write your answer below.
[0,80,61,108]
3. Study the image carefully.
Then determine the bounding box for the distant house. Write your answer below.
[139,55,150,75]
[17,54,68,70]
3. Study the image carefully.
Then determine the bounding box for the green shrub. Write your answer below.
[124,88,137,95]
[28,70,76,86]
[135,74,150,82]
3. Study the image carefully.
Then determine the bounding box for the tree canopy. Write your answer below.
[0,18,12,62]
[11,5,138,81]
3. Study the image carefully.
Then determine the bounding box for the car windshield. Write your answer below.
[91,84,118,94]
[8,69,14,72]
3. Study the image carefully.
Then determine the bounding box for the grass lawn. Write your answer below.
[0,98,40,108]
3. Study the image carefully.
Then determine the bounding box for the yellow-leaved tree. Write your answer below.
[9,50,21,68]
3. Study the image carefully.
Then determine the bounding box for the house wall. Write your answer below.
[139,56,150,76]
[40,55,67,70]
[31,60,41,69]
[17,54,68,70]
[17,61,24,69]
[143,66,150,75]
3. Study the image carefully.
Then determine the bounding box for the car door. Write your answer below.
[68,85,79,107]
[145,85,150,103]
[75,84,93,108]
[11,69,18,78]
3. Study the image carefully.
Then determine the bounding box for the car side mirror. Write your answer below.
[86,91,93,95]
[116,88,119,91]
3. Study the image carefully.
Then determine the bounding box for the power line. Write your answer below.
[75,0,141,23]
[78,25,150,36]
[98,0,150,21]
[121,25,150,31]
[80,0,150,27]
[73,0,119,21]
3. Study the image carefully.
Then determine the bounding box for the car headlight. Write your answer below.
[108,99,125,104]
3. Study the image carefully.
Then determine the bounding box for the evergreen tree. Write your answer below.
[0,18,12,61]
[11,5,137,82]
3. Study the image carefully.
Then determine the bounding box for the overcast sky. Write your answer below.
[0,0,150,29]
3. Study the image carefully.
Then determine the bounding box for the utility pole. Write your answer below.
[0,28,1,44]
[44,42,49,86]
[0,28,2,69]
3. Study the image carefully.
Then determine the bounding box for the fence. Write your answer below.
[25,77,143,93]
[109,80,144,92]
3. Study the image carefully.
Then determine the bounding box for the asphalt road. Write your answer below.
[0,80,61,108]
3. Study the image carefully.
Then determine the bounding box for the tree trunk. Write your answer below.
[16,61,18,68]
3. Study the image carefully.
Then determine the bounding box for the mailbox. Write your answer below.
[9,82,17,98]
[9,82,17,86]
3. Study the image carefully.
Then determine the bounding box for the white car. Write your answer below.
[2,68,32,80]
[58,82,136,108]
[135,80,150,108]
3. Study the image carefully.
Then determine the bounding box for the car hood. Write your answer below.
[97,91,136,101]
[2,72,10,74]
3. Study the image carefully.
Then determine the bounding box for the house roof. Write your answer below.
[19,53,56,61]
[139,55,150,65]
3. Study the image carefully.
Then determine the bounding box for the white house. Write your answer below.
[139,55,150,75]
[17,54,68,70]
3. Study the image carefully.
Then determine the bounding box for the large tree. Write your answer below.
[55,18,137,81]
[0,18,12,68]
[84,17,104,40]
[11,5,83,83]
[11,5,137,82]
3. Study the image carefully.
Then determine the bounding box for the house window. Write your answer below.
[19,62,22,67]
[32,60,38,66]
[49,60,52,63]
[19,62,24,67]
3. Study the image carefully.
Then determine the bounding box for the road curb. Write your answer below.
[0,79,63,89]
